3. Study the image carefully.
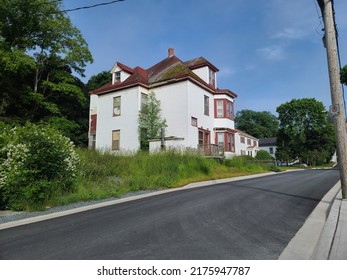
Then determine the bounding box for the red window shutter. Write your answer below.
[90,114,97,134]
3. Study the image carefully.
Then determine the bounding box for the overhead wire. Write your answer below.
[60,0,125,13]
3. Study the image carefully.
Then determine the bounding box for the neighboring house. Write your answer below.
[89,48,257,157]
[234,129,259,157]
[258,137,277,157]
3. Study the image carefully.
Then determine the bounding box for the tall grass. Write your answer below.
[47,149,274,208]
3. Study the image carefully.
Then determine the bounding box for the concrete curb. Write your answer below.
[0,172,277,231]
[312,188,342,259]
[328,198,347,259]
[279,181,341,260]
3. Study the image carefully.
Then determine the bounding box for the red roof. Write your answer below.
[90,52,237,98]
[117,61,134,74]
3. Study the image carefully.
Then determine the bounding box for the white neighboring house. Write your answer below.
[89,48,258,157]
[234,129,259,157]
[258,137,277,158]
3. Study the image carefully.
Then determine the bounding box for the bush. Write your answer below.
[255,150,274,160]
[0,123,79,210]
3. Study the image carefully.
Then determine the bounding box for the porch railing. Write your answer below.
[198,144,224,158]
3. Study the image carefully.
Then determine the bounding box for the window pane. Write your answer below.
[204,95,209,115]
[217,133,224,146]
[191,117,198,127]
[112,130,120,150]
[141,93,148,109]
[217,100,223,118]
[113,96,121,116]
[115,71,121,82]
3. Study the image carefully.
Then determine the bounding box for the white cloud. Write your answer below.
[218,66,235,77]
[273,27,306,40]
[257,45,285,61]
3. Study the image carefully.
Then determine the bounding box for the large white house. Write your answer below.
[89,48,258,157]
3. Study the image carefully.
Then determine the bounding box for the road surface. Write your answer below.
[0,168,340,259]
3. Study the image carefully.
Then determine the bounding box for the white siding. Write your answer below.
[192,66,217,88]
[153,82,189,146]
[96,87,140,151]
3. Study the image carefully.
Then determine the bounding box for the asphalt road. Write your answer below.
[0,168,340,260]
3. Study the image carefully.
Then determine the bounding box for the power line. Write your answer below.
[60,0,125,13]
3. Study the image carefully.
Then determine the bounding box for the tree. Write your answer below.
[138,92,167,150]
[0,0,93,145]
[234,110,278,139]
[276,98,335,166]
[341,65,347,85]
[86,71,112,92]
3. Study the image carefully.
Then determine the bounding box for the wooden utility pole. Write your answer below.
[318,0,347,198]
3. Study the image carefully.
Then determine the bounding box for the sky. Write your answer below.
[62,0,347,115]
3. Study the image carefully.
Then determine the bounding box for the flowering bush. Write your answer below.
[0,123,79,210]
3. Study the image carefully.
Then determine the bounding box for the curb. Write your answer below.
[0,172,277,230]
[279,181,341,260]
[312,188,342,259]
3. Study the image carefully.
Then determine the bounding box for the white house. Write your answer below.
[89,48,258,157]
[234,129,259,157]
[258,137,277,158]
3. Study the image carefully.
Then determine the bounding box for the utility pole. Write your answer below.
[318,0,347,198]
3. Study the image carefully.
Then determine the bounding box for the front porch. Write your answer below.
[198,144,224,158]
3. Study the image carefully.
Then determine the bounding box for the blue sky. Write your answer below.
[62,0,347,115]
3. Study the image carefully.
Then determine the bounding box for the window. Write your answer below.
[204,95,209,115]
[216,100,223,118]
[214,99,234,119]
[217,133,224,147]
[247,139,251,145]
[209,68,215,87]
[226,101,233,119]
[191,117,198,127]
[216,132,234,152]
[91,135,96,149]
[114,71,121,82]
[141,93,148,109]
[198,130,204,145]
[112,130,120,150]
[113,96,121,116]
[253,140,257,147]
[269,147,274,154]
[240,136,245,144]
[227,134,232,151]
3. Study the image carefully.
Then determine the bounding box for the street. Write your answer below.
[0,168,340,259]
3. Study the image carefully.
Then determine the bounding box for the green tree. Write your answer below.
[341,65,347,85]
[0,0,93,145]
[86,71,112,92]
[276,98,335,166]
[235,110,278,138]
[138,92,167,150]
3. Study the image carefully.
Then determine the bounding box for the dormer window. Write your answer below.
[209,68,215,87]
[114,71,121,83]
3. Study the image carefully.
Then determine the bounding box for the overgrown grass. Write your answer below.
[47,150,275,208]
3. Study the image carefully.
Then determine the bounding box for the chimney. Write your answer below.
[168,48,174,57]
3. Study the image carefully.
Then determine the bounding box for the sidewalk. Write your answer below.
[280,181,347,260]
[313,188,347,259]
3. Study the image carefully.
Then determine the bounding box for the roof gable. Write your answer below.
[184,57,219,72]
[90,49,236,98]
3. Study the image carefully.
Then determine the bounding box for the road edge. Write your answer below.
[278,181,341,260]
[0,172,277,230]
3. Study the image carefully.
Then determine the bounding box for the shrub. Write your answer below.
[0,123,79,210]
[255,150,274,160]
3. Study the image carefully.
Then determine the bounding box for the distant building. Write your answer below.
[258,137,277,157]
[234,129,259,157]
[89,48,258,157]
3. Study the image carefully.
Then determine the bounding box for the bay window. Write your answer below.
[214,99,234,119]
